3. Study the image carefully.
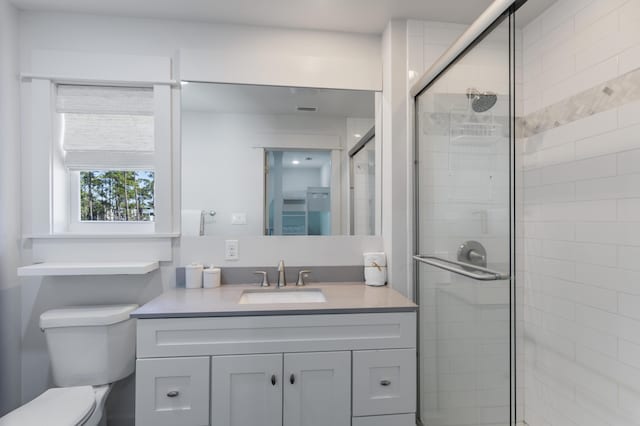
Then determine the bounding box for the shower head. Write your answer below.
[466,88,497,113]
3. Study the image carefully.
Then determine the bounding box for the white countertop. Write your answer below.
[131,282,417,318]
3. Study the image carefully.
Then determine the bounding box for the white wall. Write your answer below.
[382,19,411,296]
[17,12,384,425]
[0,0,22,416]
[520,0,640,425]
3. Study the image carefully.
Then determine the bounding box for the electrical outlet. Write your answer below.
[225,240,239,260]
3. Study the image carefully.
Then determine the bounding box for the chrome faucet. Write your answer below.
[277,260,287,288]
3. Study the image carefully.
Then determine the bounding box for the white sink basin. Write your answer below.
[238,288,327,304]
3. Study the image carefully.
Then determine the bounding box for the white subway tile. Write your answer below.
[523,169,543,187]
[539,143,576,168]
[542,311,618,357]
[524,182,575,204]
[575,30,625,71]
[619,99,640,129]
[576,262,640,294]
[576,304,640,345]
[534,199,616,222]
[407,19,424,37]
[577,222,640,247]
[617,148,640,176]
[576,173,640,200]
[619,339,640,369]
[523,57,542,83]
[528,322,577,357]
[619,44,640,75]
[576,124,640,160]
[524,95,542,116]
[617,245,640,272]
[539,0,587,34]
[577,346,640,392]
[543,274,618,312]
[526,221,576,241]
[617,199,640,222]
[528,255,576,280]
[541,153,617,185]
[573,6,620,51]
[541,240,617,267]
[528,110,617,154]
[576,57,618,91]
[619,0,640,48]
[423,44,448,68]
[523,16,543,48]
[619,387,640,419]
[574,0,626,33]
[619,294,640,321]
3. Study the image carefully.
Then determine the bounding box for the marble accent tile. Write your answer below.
[518,66,640,138]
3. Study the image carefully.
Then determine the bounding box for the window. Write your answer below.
[55,84,158,232]
[79,171,155,222]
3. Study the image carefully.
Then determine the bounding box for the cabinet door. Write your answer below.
[135,357,210,426]
[211,353,282,426]
[283,351,351,426]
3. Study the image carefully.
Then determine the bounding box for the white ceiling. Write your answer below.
[182,82,375,117]
[10,0,556,33]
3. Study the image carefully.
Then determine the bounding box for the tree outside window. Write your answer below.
[80,170,154,222]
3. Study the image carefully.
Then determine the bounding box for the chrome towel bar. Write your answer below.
[413,255,510,281]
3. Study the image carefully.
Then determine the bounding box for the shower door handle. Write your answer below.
[413,255,510,281]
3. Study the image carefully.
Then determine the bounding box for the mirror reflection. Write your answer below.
[181,82,378,236]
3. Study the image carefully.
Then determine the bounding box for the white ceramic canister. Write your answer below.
[185,263,204,289]
[203,267,221,288]
[363,252,387,286]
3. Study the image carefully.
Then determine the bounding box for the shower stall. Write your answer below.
[412,2,519,425]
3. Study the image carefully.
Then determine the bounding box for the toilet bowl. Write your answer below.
[0,384,110,426]
[0,304,138,426]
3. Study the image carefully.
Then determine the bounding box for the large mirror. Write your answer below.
[181,82,379,236]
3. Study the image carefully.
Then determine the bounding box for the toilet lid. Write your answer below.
[0,386,96,426]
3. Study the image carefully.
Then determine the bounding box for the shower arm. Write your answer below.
[413,254,510,281]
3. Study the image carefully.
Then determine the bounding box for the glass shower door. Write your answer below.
[414,14,514,426]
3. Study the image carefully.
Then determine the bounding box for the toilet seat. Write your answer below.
[0,386,96,426]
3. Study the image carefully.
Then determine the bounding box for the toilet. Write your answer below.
[0,304,138,426]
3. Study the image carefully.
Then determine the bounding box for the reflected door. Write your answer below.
[414,14,515,426]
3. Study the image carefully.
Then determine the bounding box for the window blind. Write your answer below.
[56,85,155,168]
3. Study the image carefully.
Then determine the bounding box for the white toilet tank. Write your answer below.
[40,304,138,387]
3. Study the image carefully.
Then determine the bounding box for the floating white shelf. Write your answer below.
[17,261,159,277]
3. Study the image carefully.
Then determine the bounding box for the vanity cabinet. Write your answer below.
[134,313,416,426]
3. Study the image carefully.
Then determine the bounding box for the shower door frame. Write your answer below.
[411,3,523,425]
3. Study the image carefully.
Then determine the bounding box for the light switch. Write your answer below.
[225,240,239,261]
[231,213,247,225]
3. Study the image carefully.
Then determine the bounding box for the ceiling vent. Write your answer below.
[296,106,318,112]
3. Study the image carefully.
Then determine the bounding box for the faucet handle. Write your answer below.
[254,271,269,287]
[296,270,311,286]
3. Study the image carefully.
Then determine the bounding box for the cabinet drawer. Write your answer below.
[352,414,415,426]
[137,313,416,358]
[135,357,210,426]
[352,349,416,416]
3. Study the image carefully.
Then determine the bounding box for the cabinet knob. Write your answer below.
[166,390,180,397]
[380,379,391,386]
[289,374,295,384]
[271,374,277,386]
